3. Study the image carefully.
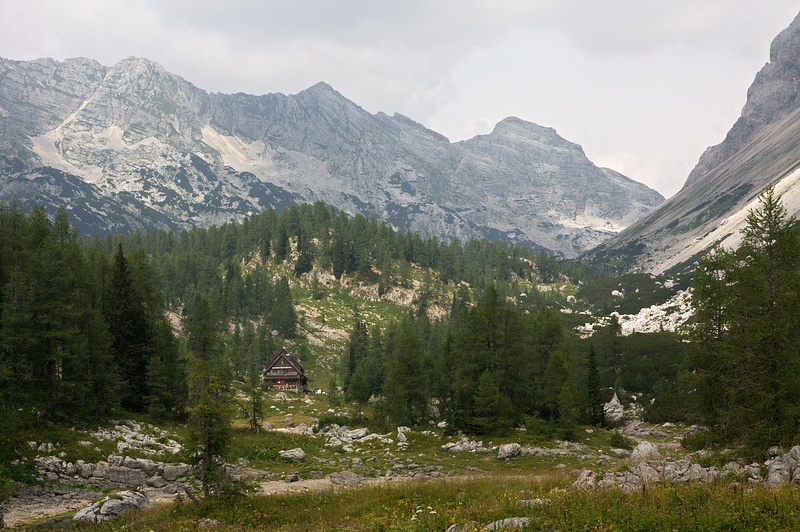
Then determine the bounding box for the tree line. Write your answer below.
[0,204,192,428]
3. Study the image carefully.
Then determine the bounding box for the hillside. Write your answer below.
[585,10,800,273]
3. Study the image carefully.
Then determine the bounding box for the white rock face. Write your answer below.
[577,289,694,338]
[587,14,800,273]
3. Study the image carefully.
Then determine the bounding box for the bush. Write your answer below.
[608,430,635,450]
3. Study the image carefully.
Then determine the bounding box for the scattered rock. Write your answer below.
[573,469,596,490]
[484,516,530,530]
[279,448,307,462]
[572,448,800,492]
[146,475,167,488]
[162,464,191,481]
[442,437,489,454]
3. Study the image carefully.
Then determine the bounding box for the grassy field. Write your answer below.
[92,474,800,531]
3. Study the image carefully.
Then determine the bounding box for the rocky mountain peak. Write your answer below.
[684,11,800,188]
[0,55,663,256]
[585,11,800,274]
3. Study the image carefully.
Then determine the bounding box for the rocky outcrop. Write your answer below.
[320,424,393,450]
[447,516,530,531]
[72,490,151,524]
[629,441,661,464]
[35,454,190,491]
[0,56,662,257]
[497,443,522,461]
[574,445,800,492]
[441,437,490,454]
[328,470,366,487]
[279,448,307,462]
[604,393,625,427]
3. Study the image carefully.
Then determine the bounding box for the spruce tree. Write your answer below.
[470,370,513,435]
[382,315,428,426]
[185,296,233,496]
[106,243,151,411]
[587,343,603,426]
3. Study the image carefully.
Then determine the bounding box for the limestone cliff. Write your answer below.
[0,56,662,256]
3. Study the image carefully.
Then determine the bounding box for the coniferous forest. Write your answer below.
[2,189,799,508]
[0,201,679,435]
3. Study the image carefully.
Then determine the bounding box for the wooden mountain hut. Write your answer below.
[262,349,308,393]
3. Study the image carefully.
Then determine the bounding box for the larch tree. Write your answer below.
[691,186,800,452]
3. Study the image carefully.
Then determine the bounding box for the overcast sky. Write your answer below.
[2,1,798,197]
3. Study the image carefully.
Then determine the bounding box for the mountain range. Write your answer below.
[0,55,663,257]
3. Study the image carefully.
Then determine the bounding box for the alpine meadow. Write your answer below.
[5,6,800,530]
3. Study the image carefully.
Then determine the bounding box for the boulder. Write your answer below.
[328,470,364,487]
[344,428,369,440]
[279,448,307,462]
[104,466,148,486]
[573,469,596,490]
[442,437,488,454]
[629,441,661,464]
[484,517,530,530]
[497,443,522,461]
[631,462,660,485]
[146,475,167,488]
[162,464,191,481]
[121,456,160,476]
